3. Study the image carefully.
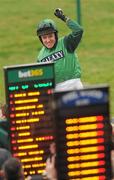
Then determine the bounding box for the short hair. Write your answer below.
[0,148,11,170]
[2,157,24,180]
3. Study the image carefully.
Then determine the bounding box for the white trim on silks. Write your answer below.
[55,78,83,92]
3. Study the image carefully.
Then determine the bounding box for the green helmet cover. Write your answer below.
[37,19,58,36]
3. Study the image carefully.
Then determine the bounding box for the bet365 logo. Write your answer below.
[18,69,43,78]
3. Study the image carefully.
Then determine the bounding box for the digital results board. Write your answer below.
[4,62,55,177]
[54,86,112,180]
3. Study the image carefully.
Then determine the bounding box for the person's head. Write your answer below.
[36,19,58,49]
[0,148,11,170]
[49,142,56,155]
[0,148,11,180]
[2,157,24,180]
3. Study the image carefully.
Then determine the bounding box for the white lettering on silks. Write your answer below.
[41,50,64,62]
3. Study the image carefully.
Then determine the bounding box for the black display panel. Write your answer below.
[4,62,55,177]
[54,86,112,180]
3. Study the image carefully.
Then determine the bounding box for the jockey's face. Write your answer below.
[41,33,56,49]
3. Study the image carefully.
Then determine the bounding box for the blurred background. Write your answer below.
[0,0,114,118]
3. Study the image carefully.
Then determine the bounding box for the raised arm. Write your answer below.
[54,8,83,52]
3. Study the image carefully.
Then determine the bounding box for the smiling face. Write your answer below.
[40,33,56,49]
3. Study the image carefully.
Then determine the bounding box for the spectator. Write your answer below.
[2,157,25,180]
[0,103,7,120]
[0,148,11,180]
[42,142,57,180]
